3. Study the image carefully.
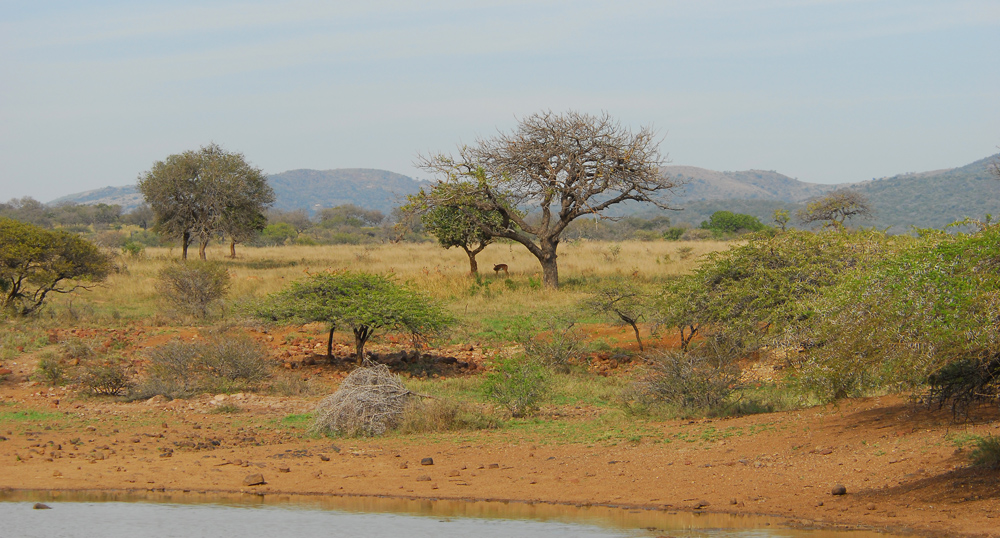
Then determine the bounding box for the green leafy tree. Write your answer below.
[797,190,873,230]
[772,209,790,231]
[138,143,274,260]
[417,110,679,288]
[699,210,767,235]
[254,271,453,363]
[403,183,513,275]
[0,217,111,316]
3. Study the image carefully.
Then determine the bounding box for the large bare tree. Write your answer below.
[416,110,678,288]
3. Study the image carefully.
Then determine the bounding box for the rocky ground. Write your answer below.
[2,329,999,537]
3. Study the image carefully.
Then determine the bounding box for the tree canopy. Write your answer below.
[416,110,678,288]
[137,143,274,260]
[700,210,767,235]
[0,217,111,316]
[797,190,873,230]
[253,271,454,363]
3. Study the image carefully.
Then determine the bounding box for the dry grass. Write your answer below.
[42,240,732,325]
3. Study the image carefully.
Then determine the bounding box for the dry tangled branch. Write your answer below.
[310,361,413,436]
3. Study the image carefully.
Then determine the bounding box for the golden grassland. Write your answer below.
[58,239,732,327]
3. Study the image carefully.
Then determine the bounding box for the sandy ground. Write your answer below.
[2,329,999,537]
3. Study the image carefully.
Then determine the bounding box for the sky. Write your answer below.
[2,0,999,201]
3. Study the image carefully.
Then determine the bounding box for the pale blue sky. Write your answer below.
[2,0,998,201]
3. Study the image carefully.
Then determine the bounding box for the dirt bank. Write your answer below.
[2,379,998,537]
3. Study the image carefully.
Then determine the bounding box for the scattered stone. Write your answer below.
[85,426,96,432]
[399,462,408,469]
[243,473,266,486]
[866,503,876,511]
[693,500,710,509]
[832,485,847,496]
[319,454,330,462]
[277,465,290,473]
[52,470,62,477]
[729,498,738,505]
[213,394,227,402]
[145,395,168,405]
[816,501,824,507]
[420,457,434,466]
[487,463,499,469]
[416,475,431,482]
[448,470,461,477]
[0,368,12,376]
[33,503,51,510]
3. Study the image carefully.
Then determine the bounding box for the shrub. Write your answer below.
[311,362,413,437]
[663,227,685,241]
[157,261,230,318]
[79,360,133,396]
[33,354,67,386]
[481,356,549,418]
[135,335,273,398]
[121,240,145,258]
[515,313,590,371]
[626,349,740,415]
[680,228,712,241]
[398,398,498,433]
[200,335,271,388]
[970,435,1000,469]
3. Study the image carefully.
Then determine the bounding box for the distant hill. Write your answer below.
[851,154,1000,232]
[267,168,426,214]
[50,168,427,215]
[664,166,835,203]
[49,185,143,211]
[47,155,1000,232]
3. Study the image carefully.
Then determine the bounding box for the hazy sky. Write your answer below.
[2,0,998,201]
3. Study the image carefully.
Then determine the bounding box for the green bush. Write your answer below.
[33,354,67,386]
[481,356,549,418]
[157,261,230,318]
[969,435,1000,469]
[514,313,590,371]
[700,210,767,235]
[135,335,273,398]
[662,227,685,241]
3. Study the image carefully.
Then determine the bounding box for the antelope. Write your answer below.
[493,263,509,277]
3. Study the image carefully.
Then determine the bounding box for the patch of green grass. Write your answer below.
[548,373,627,407]
[281,413,313,428]
[947,432,981,449]
[0,409,66,423]
[504,410,667,446]
[210,403,243,414]
[969,435,1000,469]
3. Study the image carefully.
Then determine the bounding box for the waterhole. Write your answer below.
[0,490,907,538]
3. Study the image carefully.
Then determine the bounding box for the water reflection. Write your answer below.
[0,490,905,538]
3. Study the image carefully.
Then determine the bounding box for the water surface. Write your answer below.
[0,490,906,538]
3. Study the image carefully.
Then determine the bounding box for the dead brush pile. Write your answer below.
[310,361,413,436]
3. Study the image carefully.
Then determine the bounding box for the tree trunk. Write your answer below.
[353,326,371,364]
[629,321,644,351]
[461,246,479,275]
[181,231,190,260]
[229,238,237,259]
[327,326,335,363]
[199,240,208,260]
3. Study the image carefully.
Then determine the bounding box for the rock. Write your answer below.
[487,463,500,469]
[33,503,52,510]
[729,498,738,505]
[832,485,847,496]
[866,503,876,510]
[416,475,431,482]
[448,470,461,477]
[277,465,290,473]
[816,501,824,507]
[319,454,330,462]
[693,500,710,509]
[52,470,62,477]
[420,457,434,466]
[145,395,168,405]
[0,368,12,376]
[213,394,227,402]
[243,473,266,486]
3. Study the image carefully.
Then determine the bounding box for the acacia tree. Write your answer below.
[797,190,873,230]
[404,183,512,275]
[584,277,650,350]
[0,218,111,316]
[416,110,678,288]
[254,271,453,363]
[137,144,274,260]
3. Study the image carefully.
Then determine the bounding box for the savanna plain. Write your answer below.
[2,240,998,538]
